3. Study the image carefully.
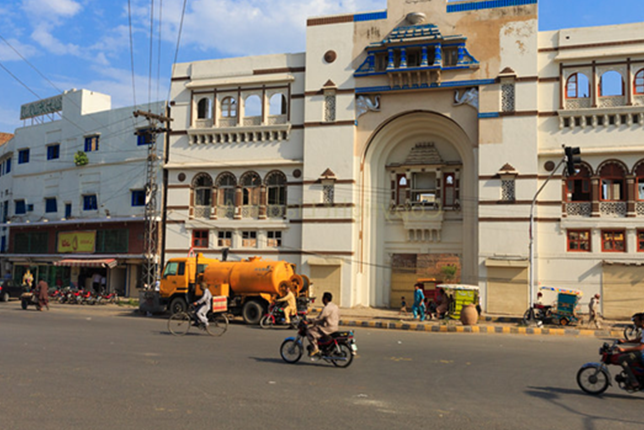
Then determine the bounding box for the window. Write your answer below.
[83,195,98,211]
[5,157,11,173]
[599,163,626,201]
[137,129,154,146]
[65,203,72,219]
[217,231,232,247]
[84,135,99,152]
[15,200,26,215]
[267,231,282,247]
[244,95,262,117]
[635,163,644,201]
[241,172,261,206]
[567,230,591,252]
[163,261,185,277]
[636,69,644,95]
[599,71,624,97]
[410,172,437,207]
[566,164,591,202]
[197,98,211,119]
[18,149,29,164]
[45,198,57,213]
[501,83,515,112]
[216,172,237,211]
[13,232,48,254]
[602,230,625,252]
[638,230,644,252]
[96,229,128,253]
[566,73,590,98]
[47,144,60,160]
[443,172,458,208]
[394,174,408,206]
[266,171,287,218]
[323,184,335,205]
[443,47,458,66]
[269,94,287,116]
[131,190,146,206]
[501,179,515,202]
[324,93,336,122]
[193,174,213,206]
[242,231,257,248]
[192,230,209,248]
[221,97,237,118]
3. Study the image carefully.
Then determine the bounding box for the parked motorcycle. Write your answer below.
[577,341,644,395]
[96,291,118,305]
[279,318,357,368]
[260,296,311,329]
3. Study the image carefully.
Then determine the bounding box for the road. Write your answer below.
[0,302,641,430]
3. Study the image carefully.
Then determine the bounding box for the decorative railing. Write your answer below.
[565,98,591,110]
[267,205,286,218]
[193,206,210,219]
[600,201,627,217]
[267,115,287,125]
[219,118,237,127]
[243,117,261,126]
[598,95,626,108]
[241,205,259,219]
[565,202,591,217]
[636,202,644,216]
[217,205,234,219]
[194,118,213,128]
[635,95,644,106]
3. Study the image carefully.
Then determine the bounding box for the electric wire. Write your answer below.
[148,0,155,107]
[166,0,189,104]
[127,0,138,109]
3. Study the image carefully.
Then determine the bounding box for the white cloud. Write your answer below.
[31,26,80,56]
[21,0,82,18]
[0,38,38,62]
[159,0,386,57]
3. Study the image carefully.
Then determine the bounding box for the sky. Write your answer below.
[1,0,644,133]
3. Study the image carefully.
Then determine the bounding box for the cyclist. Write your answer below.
[193,282,212,327]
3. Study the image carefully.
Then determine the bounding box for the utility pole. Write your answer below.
[133,109,172,291]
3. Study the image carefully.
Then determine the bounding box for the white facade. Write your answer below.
[1,89,164,296]
[166,0,644,317]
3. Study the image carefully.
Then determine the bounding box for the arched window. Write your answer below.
[635,69,644,95]
[244,95,262,117]
[240,172,261,206]
[565,164,591,202]
[265,171,287,218]
[599,162,626,201]
[216,172,236,207]
[599,71,624,97]
[395,174,408,206]
[192,173,213,218]
[635,162,644,201]
[269,93,287,115]
[197,98,211,119]
[221,97,237,118]
[566,73,590,98]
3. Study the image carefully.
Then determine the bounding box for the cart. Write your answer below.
[539,286,582,326]
[438,284,480,320]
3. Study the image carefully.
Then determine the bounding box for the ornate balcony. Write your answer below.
[565,202,591,217]
[600,202,627,217]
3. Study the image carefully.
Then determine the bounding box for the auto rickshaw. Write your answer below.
[438,284,480,319]
[539,286,582,326]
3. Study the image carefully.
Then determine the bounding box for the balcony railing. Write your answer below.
[600,202,627,217]
[565,202,591,217]
[194,206,210,219]
[267,205,286,218]
[217,205,234,219]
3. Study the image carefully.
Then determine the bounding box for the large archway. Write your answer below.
[358,111,478,307]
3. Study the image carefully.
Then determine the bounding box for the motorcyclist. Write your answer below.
[306,292,339,356]
[275,283,297,326]
[616,312,644,388]
[193,282,212,327]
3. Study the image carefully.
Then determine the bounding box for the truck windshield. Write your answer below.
[163,262,185,277]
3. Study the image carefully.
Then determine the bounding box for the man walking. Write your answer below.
[37,278,49,311]
[412,283,426,321]
[587,293,601,329]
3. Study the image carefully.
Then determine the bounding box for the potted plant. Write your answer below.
[74,151,88,166]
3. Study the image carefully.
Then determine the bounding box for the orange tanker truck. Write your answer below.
[146,254,308,324]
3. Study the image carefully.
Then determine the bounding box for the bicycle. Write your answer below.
[167,304,229,337]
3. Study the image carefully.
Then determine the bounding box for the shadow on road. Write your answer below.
[250,356,320,367]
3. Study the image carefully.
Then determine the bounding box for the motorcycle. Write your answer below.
[577,341,644,395]
[279,318,357,368]
[20,289,40,310]
[260,296,311,329]
[623,312,644,342]
[96,291,118,305]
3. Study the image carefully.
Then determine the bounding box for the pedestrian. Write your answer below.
[588,293,602,329]
[100,275,107,294]
[412,283,426,321]
[92,272,102,293]
[399,296,408,316]
[37,278,49,311]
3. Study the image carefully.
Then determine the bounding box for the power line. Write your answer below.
[166,0,189,104]
[128,0,138,109]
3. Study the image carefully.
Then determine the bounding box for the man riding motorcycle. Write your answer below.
[306,292,339,356]
[616,312,644,388]
[275,283,297,326]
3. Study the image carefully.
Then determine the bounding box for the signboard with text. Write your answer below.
[57,231,96,253]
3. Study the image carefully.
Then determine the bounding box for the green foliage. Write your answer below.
[74,151,89,166]
[440,264,458,281]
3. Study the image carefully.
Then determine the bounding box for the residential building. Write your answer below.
[1,89,164,296]
[166,0,644,318]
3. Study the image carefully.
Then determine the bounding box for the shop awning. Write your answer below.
[54,259,118,269]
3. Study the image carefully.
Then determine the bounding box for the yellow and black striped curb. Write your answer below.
[340,319,623,337]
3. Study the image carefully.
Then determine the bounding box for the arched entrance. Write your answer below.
[358,111,478,307]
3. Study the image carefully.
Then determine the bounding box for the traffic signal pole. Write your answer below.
[526,144,580,325]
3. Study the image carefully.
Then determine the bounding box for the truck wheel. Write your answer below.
[169,297,187,315]
[242,301,264,325]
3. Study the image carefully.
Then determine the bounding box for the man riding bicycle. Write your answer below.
[193,282,212,328]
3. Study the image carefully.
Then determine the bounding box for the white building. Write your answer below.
[0,89,164,296]
[166,0,644,318]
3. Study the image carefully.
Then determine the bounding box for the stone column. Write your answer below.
[259,185,267,220]
[627,175,636,217]
[211,188,218,220]
[234,186,243,220]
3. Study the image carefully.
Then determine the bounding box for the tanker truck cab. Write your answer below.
[160,256,214,314]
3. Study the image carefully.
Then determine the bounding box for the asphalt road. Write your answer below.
[0,302,642,430]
